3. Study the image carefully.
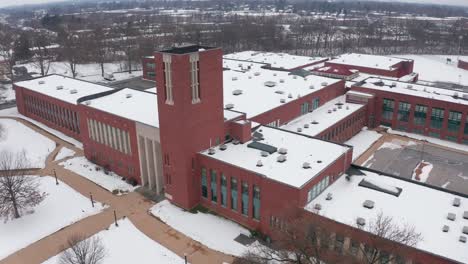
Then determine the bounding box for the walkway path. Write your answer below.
[0,116,233,264]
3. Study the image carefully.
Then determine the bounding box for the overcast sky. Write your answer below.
[1,0,468,9]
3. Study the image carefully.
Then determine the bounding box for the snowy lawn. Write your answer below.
[54,147,76,161]
[43,219,185,264]
[151,200,252,256]
[0,107,82,148]
[59,157,137,194]
[0,176,105,260]
[344,128,382,161]
[0,119,55,168]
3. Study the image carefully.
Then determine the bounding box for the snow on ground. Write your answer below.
[397,54,468,86]
[0,119,55,168]
[0,107,82,148]
[43,219,185,264]
[386,128,468,153]
[411,160,433,183]
[54,147,75,161]
[151,200,251,256]
[344,127,382,161]
[59,157,137,194]
[0,176,105,260]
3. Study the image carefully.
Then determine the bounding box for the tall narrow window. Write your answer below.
[430,107,444,129]
[448,111,462,132]
[163,54,173,104]
[231,178,238,211]
[464,115,468,135]
[241,182,249,216]
[210,170,217,202]
[253,185,260,220]
[414,104,427,126]
[397,102,410,122]
[201,168,208,198]
[382,98,394,121]
[221,174,227,207]
[190,53,200,103]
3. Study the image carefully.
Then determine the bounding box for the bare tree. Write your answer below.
[0,26,17,81]
[0,150,46,220]
[354,212,422,264]
[59,234,106,264]
[31,33,52,77]
[58,30,82,78]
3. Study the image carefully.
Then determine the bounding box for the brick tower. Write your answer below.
[154,45,225,209]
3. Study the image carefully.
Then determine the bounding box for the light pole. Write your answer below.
[458,35,463,60]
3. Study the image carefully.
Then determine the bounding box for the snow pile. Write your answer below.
[362,177,400,195]
[0,176,104,260]
[344,128,382,161]
[43,219,185,264]
[54,147,76,161]
[411,160,434,183]
[0,119,55,168]
[59,157,137,194]
[151,200,251,256]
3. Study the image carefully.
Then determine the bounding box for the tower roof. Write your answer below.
[159,44,216,54]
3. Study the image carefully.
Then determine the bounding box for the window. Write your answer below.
[312,98,320,109]
[201,168,208,198]
[231,178,238,211]
[210,170,217,202]
[429,131,440,138]
[253,185,260,220]
[382,98,394,120]
[397,102,410,122]
[447,136,458,142]
[414,104,427,126]
[349,240,359,256]
[334,235,344,254]
[430,107,444,129]
[163,54,173,104]
[307,176,330,202]
[221,174,227,207]
[241,182,249,216]
[448,111,462,132]
[190,53,200,103]
[301,102,309,115]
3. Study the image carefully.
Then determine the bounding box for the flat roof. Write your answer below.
[281,95,365,137]
[82,88,159,128]
[224,51,326,70]
[224,109,244,121]
[200,126,350,188]
[354,77,468,106]
[328,53,412,71]
[305,168,468,263]
[160,45,215,54]
[222,61,342,119]
[14,75,113,105]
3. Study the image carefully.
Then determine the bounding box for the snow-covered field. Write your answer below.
[0,107,82,148]
[0,176,105,260]
[344,128,382,161]
[0,119,55,168]
[398,54,468,86]
[151,200,252,256]
[43,219,185,264]
[54,147,75,161]
[59,157,137,194]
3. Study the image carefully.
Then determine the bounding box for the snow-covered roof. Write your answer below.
[328,53,412,71]
[224,51,327,70]
[14,75,113,105]
[144,87,157,93]
[354,77,468,106]
[82,88,159,128]
[305,169,468,263]
[200,126,350,188]
[224,109,244,121]
[222,62,342,118]
[281,95,365,137]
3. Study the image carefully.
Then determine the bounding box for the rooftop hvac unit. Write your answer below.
[333,108,337,112]
[326,193,333,200]
[208,148,216,155]
[277,155,287,163]
[453,197,461,207]
[346,106,350,110]
[232,90,243,96]
[447,213,456,221]
[460,236,466,243]
[391,82,397,87]
[453,92,459,98]
[126,94,133,98]
[363,200,375,209]
[463,94,468,99]
[316,160,322,163]
[328,110,332,114]
[232,139,240,145]
[293,75,297,79]
[232,76,238,81]
[407,84,413,89]
[463,226,468,235]
[38,80,45,85]
[275,90,284,94]
[256,160,263,167]
[273,73,277,76]
[278,148,288,155]
[302,162,311,169]
[309,85,315,89]
[225,103,234,109]
[338,105,342,109]
[288,93,292,98]
[280,79,285,83]
[264,81,276,87]
[321,82,328,86]
[297,127,302,132]
[442,225,449,232]
[254,72,260,76]
[304,124,309,128]
[280,98,286,103]
[261,151,269,157]
[311,120,319,124]
[464,211,468,219]
[314,203,322,211]
[56,85,64,90]
[219,144,227,151]
[356,217,366,226]
[70,89,78,94]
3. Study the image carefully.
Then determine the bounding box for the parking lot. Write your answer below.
[359,134,468,195]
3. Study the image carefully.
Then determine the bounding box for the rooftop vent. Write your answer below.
[233,90,243,96]
[233,139,240,145]
[391,82,397,87]
[311,120,319,125]
[278,148,288,155]
[454,92,459,98]
[280,79,285,83]
[460,236,467,243]
[292,75,297,79]
[254,72,260,76]
[447,213,456,221]
[275,90,284,94]
[463,94,468,100]
[464,211,468,220]
[328,110,332,114]
[321,82,328,86]
[277,155,287,163]
[297,127,302,132]
[314,203,322,211]
[346,106,350,110]
[357,217,366,226]
[264,81,276,87]
[303,162,311,169]
[208,148,216,155]
[288,93,293,98]
[232,76,238,81]
[256,160,263,167]
[56,85,64,90]
[363,200,375,209]
[333,108,337,112]
[70,89,78,94]
[261,151,269,157]
[442,225,449,232]
[304,124,309,128]
[38,80,45,85]
[273,73,277,76]
[317,160,322,164]
[126,93,133,98]
[219,144,227,151]
[225,103,234,109]
[326,193,333,200]
[309,85,315,89]
[407,84,413,89]
[463,226,468,235]
[453,198,461,207]
[280,98,286,103]
[248,76,252,79]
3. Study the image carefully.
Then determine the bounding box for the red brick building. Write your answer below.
[458,59,468,71]
[142,56,156,80]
